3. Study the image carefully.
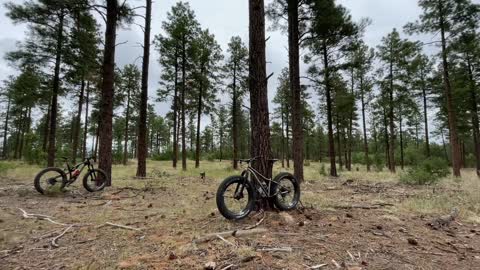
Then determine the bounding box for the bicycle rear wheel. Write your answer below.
[216,176,255,220]
[34,168,67,195]
[82,169,108,192]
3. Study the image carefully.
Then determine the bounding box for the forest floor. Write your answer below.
[1,160,480,270]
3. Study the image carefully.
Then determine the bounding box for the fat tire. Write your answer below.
[272,172,301,211]
[34,167,67,195]
[83,168,108,192]
[216,176,255,220]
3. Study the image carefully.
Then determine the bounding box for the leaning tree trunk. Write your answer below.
[98,0,119,184]
[136,0,152,178]
[2,96,11,158]
[72,78,85,163]
[439,9,461,177]
[288,0,304,182]
[322,42,337,177]
[47,14,65,167]
[249,0,272,179]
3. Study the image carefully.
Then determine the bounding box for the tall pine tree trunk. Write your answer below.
[181,36,187,171]
[82,82,90,159]
[72,78,85,163]
[288,0,304,182]
[47,13,64,167]
[322,42,337,177]
[2,96,11,158]
[399,111,404,170]
[286,115,290,168]
[232,62,239,169]
[249,0,272,178]
[467,56,480,176]
[123,88,131,165]
[360,76,370,171]
[439,3,461,177]
[421,71,431,157]
[136,0,152,178]
[281,107,286,168]
[195,67,204,168]
[99,0,118,184]
[172,50,179,168]
[43,101,51,152]
[388,45,396,173]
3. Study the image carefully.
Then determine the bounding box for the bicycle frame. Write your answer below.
[63,158,95,184]
[240,163,281,199]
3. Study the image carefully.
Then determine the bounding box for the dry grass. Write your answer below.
[2,160,480,269]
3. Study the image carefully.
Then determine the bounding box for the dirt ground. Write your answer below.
[1,161,480,270]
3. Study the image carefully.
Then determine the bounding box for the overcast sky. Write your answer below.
[0,0,432,123]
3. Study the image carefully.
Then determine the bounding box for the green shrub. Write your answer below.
[400,157,450,185]
[0,162,14,174]
[319,163,327,176]
[304,160,311,167]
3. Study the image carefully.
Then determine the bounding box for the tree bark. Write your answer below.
[47,13,64,167]
[439,2,461,177]
[232,61,239,169]
[136,0,152,178]
[399,111,404,170]
[2,96,11,158]
[195,66,204,168]
[288,0,304,182]
[82,81,90,159]
[388,42,396,173]
[123,86,131,165]
[99,0,119,184]
[360,76,370,171]
[72,78,85,163]
[421,69,431,157]
[181,35,187,171]
[322,42,337,177]
[249,0,272,178]
[467,56,480,176]
[172,50,179,169]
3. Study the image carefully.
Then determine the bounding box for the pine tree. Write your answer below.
[223,36,249,169]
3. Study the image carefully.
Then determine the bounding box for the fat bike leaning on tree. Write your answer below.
[216,156,301,220]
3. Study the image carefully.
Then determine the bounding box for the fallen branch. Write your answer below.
[104,222,143,232]
[216,235,235,246]
[332,203,394,210]
[243,211,266,230]
[309,264,328,269]
[257,247,293,252]
[51,225,74,248]
[19,208,68,226]
[194,228,268,244]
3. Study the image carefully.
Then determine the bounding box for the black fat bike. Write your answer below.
[216,157,301,220]
[34,157,108,194]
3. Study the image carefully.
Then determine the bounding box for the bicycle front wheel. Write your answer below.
[83,169,108,192]
[272,173,301,211]
[216,176,255,220]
